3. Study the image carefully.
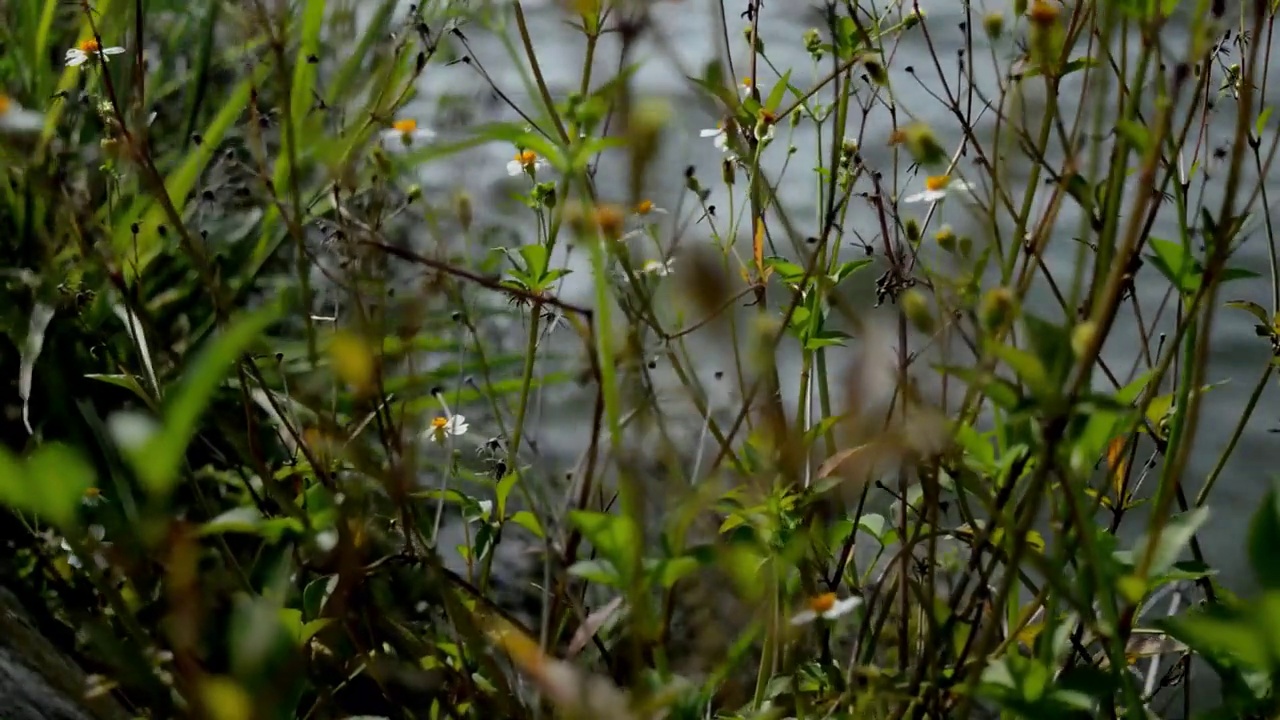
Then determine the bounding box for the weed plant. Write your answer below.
[3,0,1280,718]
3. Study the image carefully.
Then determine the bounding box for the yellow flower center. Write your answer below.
[809,592,837,613]
[924,175,951,192]
[516,150,538,168]
[431,417,449,430]
[84,487,101,499]
[634,199,654,215]
[742,77,754,89]
[392,119,418,134]
[79,39,101,53]
[0,94,10,115]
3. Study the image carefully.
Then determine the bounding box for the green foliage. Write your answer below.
[3,0,1280,718]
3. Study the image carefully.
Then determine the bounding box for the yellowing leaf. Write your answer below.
[329,332,376,396]
[1107,436,1130,505]
[198,676,253,720]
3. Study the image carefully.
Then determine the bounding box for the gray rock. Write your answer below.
[0,586,130,720]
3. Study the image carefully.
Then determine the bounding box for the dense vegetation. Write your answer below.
[3,0,1280,718]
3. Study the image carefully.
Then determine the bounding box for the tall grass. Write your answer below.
[3,0,1280,718]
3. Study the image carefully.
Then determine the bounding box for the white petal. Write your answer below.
[789,610,818,626]
[821,597,863,618]
[0,106,44,132]
[699,128,719,137]
[414,129,437,141]
[714,134,728,150]
[103,46,127,55]
[66,51,88,67]
[506,160,523,176]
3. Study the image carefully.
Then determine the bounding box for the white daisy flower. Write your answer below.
[380,118,436,149]
[789,592,862,626]
[640,258,674,277]
[903,174,974,203]
[632,199,668,218]
[82,487,105,508]
[700,123,730,152]
[427,413,469,442]
[506,149,549,177]
[65,39,126,68]
[740,76,756,97]
[0,93,43,133]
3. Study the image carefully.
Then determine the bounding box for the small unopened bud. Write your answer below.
[1071,320,1098,358]
[905,219,922,244]
[902,289,935,334]
[903,9,925,29]
[1027,0,1060,26]
[958,235,973,258]
[983,12,1005,39]
[979,287,1018,333]
[803,28,823,59]
[863,54,888,85]
[743,27,764,52]
[406,184,423,202]
[891,122,946,167]
[722,158,736,186]
[935,225,957,253]
[454,191,473,231]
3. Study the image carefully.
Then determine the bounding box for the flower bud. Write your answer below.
[983,12,1005,39]
[979,287,1018,333]
[935,225,957,253]
[1071,320,1098,358]
[902,289,935,334]
[454,191,473,231]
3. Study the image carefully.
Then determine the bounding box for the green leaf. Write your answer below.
[85,373,159,411]
[1159,596,1278,672]
[1249,487,1280,589]
[1257,107,1273,137]
[803,329,851,350]
[1147,237,1198,293]
[1021,314,1071,385]
[200,507,305,542]
[1137,507,1209,579]
[990,343,1050,397]
[830,258,874,284]
[509,510,544,538]
[1116,120,1150,152]
[648,556,699,588]
[569,511,639,576]
[567,559,621,586]
[135,305,280,497]
[496,472,519,519]
[21,444,95,532]
[764,70,792,111]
